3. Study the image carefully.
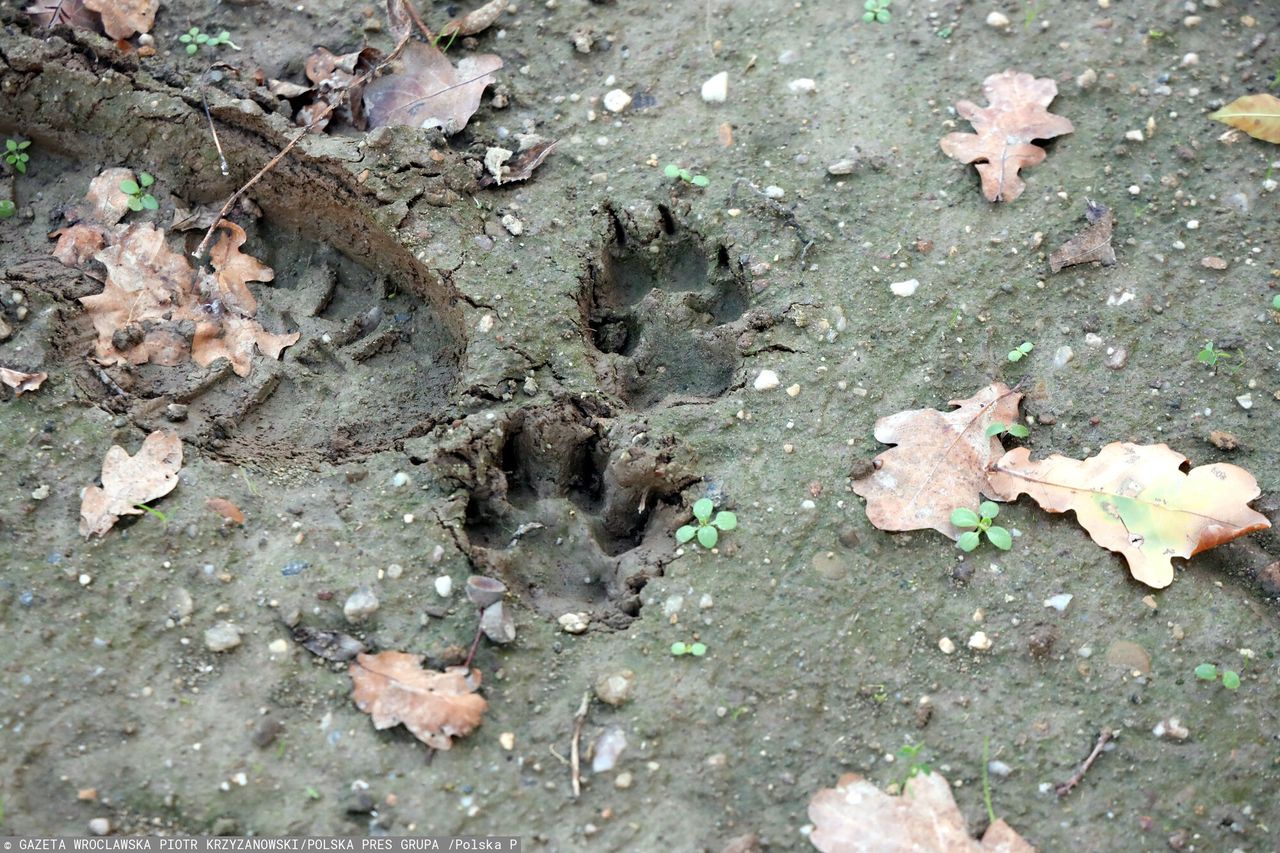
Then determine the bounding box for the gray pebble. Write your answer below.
[344,586,380,622]
[204,621,242,652]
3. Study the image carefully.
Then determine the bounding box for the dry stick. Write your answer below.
[1055,727,1113,797]
[191,28,412,259]
[570,691,590,799]
[200,86,230,177]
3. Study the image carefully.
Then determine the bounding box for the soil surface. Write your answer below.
[3,0,1280,849]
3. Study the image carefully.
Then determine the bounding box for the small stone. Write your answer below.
[1043,593,1073,612]
[1105,346,1129,370]
[753,369,780,391]
[386,563,403,579]
[1185,219,1199,230]
[559,612,589,634]
[602,89,632,113]
[1208,430,1238,451]
[78,788,98,801]
[699,594,714,609]
[1105,639,1151,674]
[701,71,728,103]
[1152,718,1189,740]
[1076,67,1098,89]
[1182,14,1201,27]
[787,78,817,94]
[499,731,516,750]
[763,185,785,199]
[204,621,242,652]
[591,727,627,772]
[614,771,633,789]
[501,214,524,236]
[827,159,857,175]
[343,586,379,622]
[1125,129,1145,142]
[890,278,920,297]
[1180,52,1199,67]
[785,384,801,397]
[479,601,516,644]
[938,637,956,654]
[392,471,411,487]
[88,818,111,836]
[985,10,1010,28]
[1027,624,1058,660]
[967,631,993,651]
[1053,345,1074,367]
[268,638,289,655]
[1236,393,1253,410]
[987,760,1013,778]
[434,575,454,597]
[595,669,637,706]
[165,403,189,422]
[30,484,49,500]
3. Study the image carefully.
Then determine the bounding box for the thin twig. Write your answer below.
[1055,728,1113,797]
[200,85,230,177]
[570,691,590,799]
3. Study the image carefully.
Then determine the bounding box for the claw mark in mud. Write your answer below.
[433,397,699,626]
[580,205,764,408]
[61,219,464,464]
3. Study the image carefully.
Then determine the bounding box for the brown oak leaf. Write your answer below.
[851,383,1023,539]
[940,69,1074,203]
[1049,200,1116,273]
[989,443,1270,588]
[83,0,157,38]
[1,367,48,395]
[25,0,98,30]
[79,430,182,538]
[205,497,245,525]
[364,40,502,134]
[349,651,487,750]
[808,772,1034,853]
[51,168,136,267]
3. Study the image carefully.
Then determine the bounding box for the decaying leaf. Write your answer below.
[1049,200,1116,273]
[292,625,366,662]
[1,367,48,395]
[364,40,502,134]
[441,0,506,36]
[83,0,157,38]
[989,443,1270,588]
[808,772,1034,853]
[51,168,136,267]
[851,383,1023,539]
[205,497,245,525]
[25,0,98,31]
[1209,94,1280,145]
[478,139,558,187]
[79,430,182,538]
[940,69,1074,203]
[349,651,487,750]
[303,46,382,129]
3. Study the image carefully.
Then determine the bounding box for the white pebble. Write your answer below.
[602,89,632,113]
[1180,52,1199,67]
[753,369,781,391]
[987,760,1013,777]
[435,575,454,597]
[204,621,243,652]
[392,471,410,487]
[501,214,524,236]
[787,78,817,94]
[763,185,785,199]
[559,612,589,634]
[938,637,956,654]
[1053,345,1074,367]
[1076,68,1097,89]
[343,587,380,622]
[1043,593,1074,612]
[699,594,714,609]
[88,818,111,836]
[1128,185,1141,195]
[1236,393,1253,410]
[986,11,1010,28]
[701,71,728,103]
[1186,219,1199,230]
[890,278,920,297]
[967,631,993,651]
[1153,718,1189,740]
[1125,130,1145,142]
[785,384,801,397]
[268,638,290,655]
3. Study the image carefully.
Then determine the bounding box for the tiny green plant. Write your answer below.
[985,421,1029,439]
[1196,341,1232,368]
[1194,662,1241,690]
[676,498,737,548]
[120,172,159,211]
[0,200,14,219]
[179,27,238,55]
[4,139,31,175]
[951,501,1011,552]
[1007,341,1033,362]
[663,163,710,188]
[1271,294,1280,310]
[304,786,321,800]
[981,737,996,824]
[862,0,891,24]
[135,502,169,522]
[897,741,931,782]
[670,641,707,657]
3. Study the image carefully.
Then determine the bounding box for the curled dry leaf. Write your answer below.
[25,0,99,31]
[79,430,182,538]
[808,772,1033,853]
[303,46,382,129]
[1209,94,1280,145]
[1,367,48,395]
[51,167,136,268]
[851,383,1023,539]
[989,443,1270,588]
[349,651,487,750]
[940,70,1074,203]
[205,497,245,525]
[478,139,559,187]
[1049,200,1116,273]
[441,0,506,36]
[292,625,366,662]
[83,0,157,39]
[364,40,502,134]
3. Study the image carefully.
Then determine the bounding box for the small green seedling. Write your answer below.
[4,139,31,175]
[951,501,1011,552]
[985,421,1029,439]
[179,27,238,55]
[670,641,707,657]
[1194,662,1241,690]
[676,498,737,549]
[120,172,159,211]
[862,0,892,23]
[1196,341,1232,368]
[1271,294,1280,310]
[663,163,710,188]
[0,200,14,219]
[135,502,168,522]
[304,786,321,800]
[1007,341,1034,362]
[897,741,931,782]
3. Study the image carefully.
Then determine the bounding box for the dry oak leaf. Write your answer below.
[940,70,1074,203]
[1210,93,1280,145]
[51,167,136,267]
[83,0,157,39]
[79,430,182,538]
[852,383,1023,539]
[364,40,502,134]
[1,367,48,395]
[1049,200,1116,273]
[808,772,1034,853]
[26,0,99,30]
[349,651,487,750]
[205,497,245,525]
[989,443,1270,589]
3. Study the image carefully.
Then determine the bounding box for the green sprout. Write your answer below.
[1194,662,1241,690]
[304,786,321,800]
[951,501,1011,552]
[670,641,707,657]
[981,737,996,824]
[985,421,1029,439]
[120,172,159,212]
[0,200,14,219]
[663,163,710,188]
[897,741,931,783]
[1196,341,1232,368]
[179,27,238,55]
[1007,341,1034,362]
[1271,294,1280,310]
[676,498,737,549]
[862,0,892,23]
[5,139,31,175]
[135,502,169,522]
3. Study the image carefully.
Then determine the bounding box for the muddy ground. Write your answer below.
[2,0,1280,849]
